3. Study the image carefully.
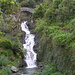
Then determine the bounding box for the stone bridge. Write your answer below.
[20,7,35,13]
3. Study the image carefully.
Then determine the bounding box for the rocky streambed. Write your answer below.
[10,62,45,75]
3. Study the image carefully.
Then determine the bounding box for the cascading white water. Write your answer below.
[21,21,37,68]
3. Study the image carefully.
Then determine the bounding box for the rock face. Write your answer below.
[11,66,18,73]
[18,60,27,68]
[20,7,35,13]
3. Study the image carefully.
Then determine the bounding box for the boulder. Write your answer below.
[18,60,27,68]
[11,66,18,73]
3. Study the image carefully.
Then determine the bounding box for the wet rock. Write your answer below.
[11,66,18,73]
[18,60,27,68]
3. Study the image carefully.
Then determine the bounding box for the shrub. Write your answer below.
[0,50,8,56]
[53,0,62,8]
[54,31,72,46]
[0,55,8,66]
[0,32,5,38]
[47,26,60,37]
[0,49,14,57]
[21,0,35,8]
[16,0,24,2]
[7,49,14,57]
[8,58,21,67]
[66,18,75,31]
[0,15,10,32]
[34,19,43,32]
[51,72,62,75]
[33,4,44,18]
[0,11,2,16]
[12,39,22,51]
[0,66,12,75]
[47,28,72,47]
[11,37,23,58]
[0,0,19,14]
[0,38,12,49]
[40,63,56,75]
[44,7,56,22]
[40,63,63,75]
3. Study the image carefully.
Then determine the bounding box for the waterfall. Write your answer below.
[21,21,37,68]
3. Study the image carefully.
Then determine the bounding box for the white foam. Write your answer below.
[21,21,37,68]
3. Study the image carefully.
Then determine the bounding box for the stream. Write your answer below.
[21,21,37,75]
[21,21,37,68]
[11,21,44,75]
[11,67,38,75]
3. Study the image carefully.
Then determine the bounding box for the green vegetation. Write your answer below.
[0,0,19,14]
[40,63,62,75]
[20,0,35,8]
[0,38,12,49]
[0,55,12,75]
[33,0,75,75]
[0,0,75,75]
[0,0,23,75]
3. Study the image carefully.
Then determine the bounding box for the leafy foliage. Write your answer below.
[40,63,62,75]
[21,0,35,8]
[0,55,12,75]
[33,0,75,74]
[0,38,12,49]
[0,49,14,57]
[0,0,19,14]
[33,4,44,18]
[0,55,8,66]
[51,72,62,75]
[0,66,12,75]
